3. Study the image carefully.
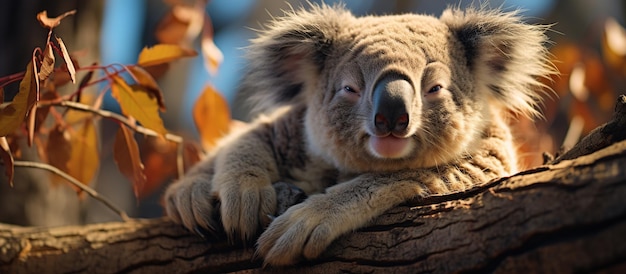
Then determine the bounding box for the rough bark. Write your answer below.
[1,96,625,273]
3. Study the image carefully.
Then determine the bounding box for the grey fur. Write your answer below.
[164,4,555,266]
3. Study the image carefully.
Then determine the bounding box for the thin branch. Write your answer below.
[12,160,130,222]
[38,100,184,144]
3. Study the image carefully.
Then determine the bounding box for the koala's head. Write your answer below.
[239,4,553,173]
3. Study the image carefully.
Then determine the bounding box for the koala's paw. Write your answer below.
[164,176,219,235]
[216,174,278,242]
[256,194,352,266]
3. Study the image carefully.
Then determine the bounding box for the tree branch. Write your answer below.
[1,140,626,273]
[39,100,183,144]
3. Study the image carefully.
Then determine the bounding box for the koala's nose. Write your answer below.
[372,76,413,136]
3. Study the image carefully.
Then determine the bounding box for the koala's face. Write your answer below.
[305,14,487,172]
[241,6,551,173]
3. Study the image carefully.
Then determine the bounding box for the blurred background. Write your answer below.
[0,0,624,226]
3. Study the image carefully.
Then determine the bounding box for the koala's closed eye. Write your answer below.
[428,84,442,93]
[342,85,358,94]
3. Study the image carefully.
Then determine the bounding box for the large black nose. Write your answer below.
[372,75,413,136]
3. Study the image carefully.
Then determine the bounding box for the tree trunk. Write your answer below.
[2,96,626,273]
[0,139,625,273]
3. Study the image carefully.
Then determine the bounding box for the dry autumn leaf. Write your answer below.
[137,44,197,67]
[46,125,72,172]
[39,42,55,81]
[193,85,230,150]
[26,103,37,147]
[110,75,167,135]
[56,37,76,83]
[183,141,202,170]
[37,10,76,29]
[127,66,166,111]
[67,119,99,186]
[0,60,39,137]
[34,91,59,133]
[156,6,193,44]
[0,136,14,186]
[202,14,222,75]
[141,136,177,199]
[114,125,147,198]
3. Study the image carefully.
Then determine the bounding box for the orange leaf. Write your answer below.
[141,63,170,80]
[183,141,203,171]
[37,10,76,29]
[114,125,146,198]
[193,85,231,150]
[39,42,55,81]
[155,8,189,44]
[67,119,99,185]
[141,136,177,199]
[137,44,197,67]
[202,14,222,75]
[0,137,14,186]
[128,66,166,111]
[46,125,72,172]
[34,91,58,133]
[110,76,167,135]
[56,37,76,83]
[0,60,39,136]
[26,102,37,147]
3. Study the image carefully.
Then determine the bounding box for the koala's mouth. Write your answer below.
[368,135,413,159]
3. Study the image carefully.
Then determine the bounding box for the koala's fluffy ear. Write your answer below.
[441,7,555,118]
[238,4,352,115]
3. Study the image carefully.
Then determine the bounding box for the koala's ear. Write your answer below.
[441,7,555,118]
[238,4,352,115]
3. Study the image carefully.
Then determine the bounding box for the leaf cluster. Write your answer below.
[0,2,231,219]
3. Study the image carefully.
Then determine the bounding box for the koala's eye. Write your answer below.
[428,85,442,94]
[343,85,358,93]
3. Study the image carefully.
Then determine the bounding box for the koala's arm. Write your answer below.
[256,120,515,265]
[165,107,315,241]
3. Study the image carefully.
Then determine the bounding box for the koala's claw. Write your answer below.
[256,195,343,266]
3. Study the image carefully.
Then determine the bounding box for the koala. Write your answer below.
[164,4,553,266]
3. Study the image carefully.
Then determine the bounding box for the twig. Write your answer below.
[13,160,130,221]
[38,100,184,144]
[39,99,187,179]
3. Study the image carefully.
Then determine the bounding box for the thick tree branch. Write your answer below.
[1,96,625,273]
[0,139,625,273]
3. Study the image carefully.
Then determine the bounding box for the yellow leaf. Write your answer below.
[128,66,166,111]
[110,76,167,135]
[56,37,76,83]
[37,10,76,29]
[0,60,39,137]
[137,44,197,67]
[114,126,146,198]
[193,85,230,150]
[0,137,14,186]
[67,119,99,185]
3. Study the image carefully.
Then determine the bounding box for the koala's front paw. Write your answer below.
[215,174,278,242]
[164,175,219,234]
[256,194,353,266]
